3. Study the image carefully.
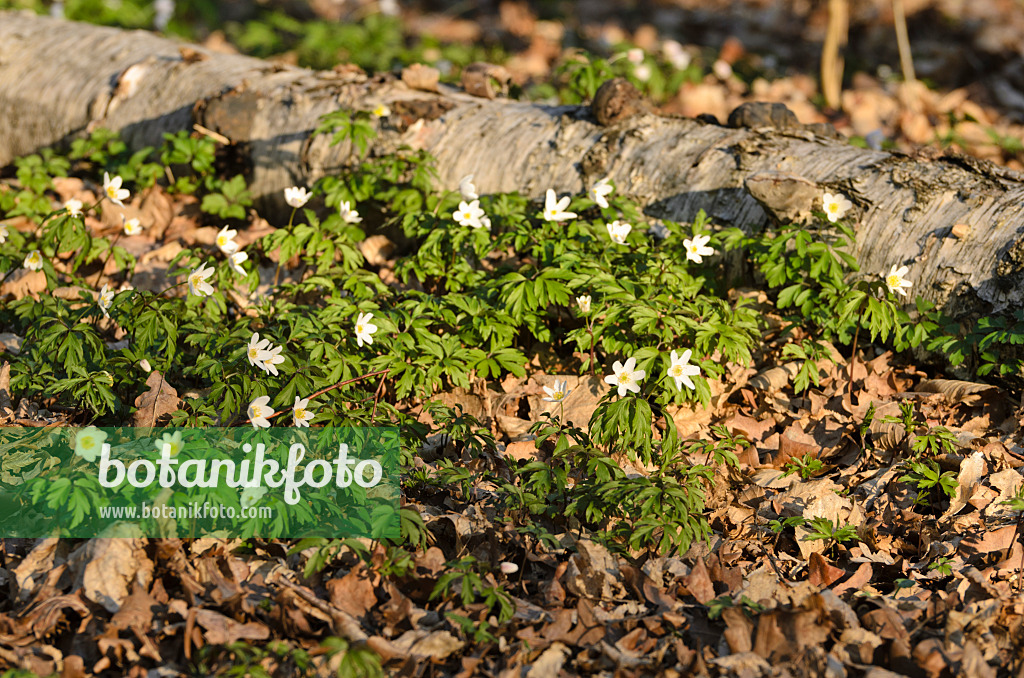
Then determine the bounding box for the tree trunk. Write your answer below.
[2,12,1024,317]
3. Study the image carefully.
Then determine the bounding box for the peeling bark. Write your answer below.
[2,12,1024,317]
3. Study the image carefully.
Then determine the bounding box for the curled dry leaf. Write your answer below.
[460,62,512,99]
[69,538,153,614]
[917,378,999,405]
[401,63,440,92]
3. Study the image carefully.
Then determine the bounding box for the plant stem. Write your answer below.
[248,369,390,425]
[849,324,859,398]
[92,231,123,287]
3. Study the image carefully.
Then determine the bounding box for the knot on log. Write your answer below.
[460,62,512,99]
[591,78,646,126]
[744,171,821,224]
[727,102,842,138]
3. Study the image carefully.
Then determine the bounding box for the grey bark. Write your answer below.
[2,11,1024,317]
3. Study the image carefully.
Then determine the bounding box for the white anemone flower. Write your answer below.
[229,251,248,275]
[667,349,701,391]
[216,226,239,255]
[542,379,572,403]
[453,199,486,229]
[459,174,478,200]
[122,216,143,236]
[606,220,632,245]
[98,284,115,318]
[261,344,285,376]
[74,427,107,462]
[684,234,715,264]
[822,192,853,223]
[604,357,645,397]
[576,295,591,313]
[247,333,271,367]
[589,177,613,209]
[247,395,273,429]
[355,312,378,347]
[0,225,7,244]
[284,186,311,208]
[883,264,913,297]
[188,262,215,297]
[339,200,362,224]
[542,189,577,222]
[156,431,184,457]
[293,396,315,427]
[65,199,84,217]
[103,172,130,207]
[23,250,44,271]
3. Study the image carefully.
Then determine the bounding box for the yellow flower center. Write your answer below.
[295,408,306,419]
[618,373,632,385]
[107,186,117,198]
[552,391,563,400]
[357,324,364,333]
[81,435,94,448]
[251,406,263,418]
[190,274,201,287]
[248,348,258,359]
[670,365,682,376]
[887,275,901,287]
[217,235,227,246]
[828,203,839,213]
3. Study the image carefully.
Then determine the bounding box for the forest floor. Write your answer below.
[2,1,1024,677]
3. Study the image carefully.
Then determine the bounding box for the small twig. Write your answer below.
[821,0,849,110]
[92,230,123,287]
[370,369,389,424]
[848,325,860,399]
[192,123,231,145]
[241,369,390,425]
[892,0,917,84]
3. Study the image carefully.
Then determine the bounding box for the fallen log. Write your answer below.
[2,12,1024,317]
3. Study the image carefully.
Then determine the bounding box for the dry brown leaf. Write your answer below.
[359,234,396,266]
[0,361,12,420]
[195,608,270,645]
[0,270,47,301]
[748,363,800,391]
[682,557,715,605]
[133,371,181,427]
[944,451,987,517]
[917,379,999,405]
[11,538,61,604]
[960,525,1018,556]
[389,629,464,660]
[564,538,626,601]
[525,375,604,431]
[326,565,378,620]
[69,538,153,614]
[722,606,754,653]
[504,440,541,462]
[460,62,512,98]
[832,562,873,596]
[401,63,440,92]
[525,642,570,678]
[808,551,845,587]
[139,186,176,240]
